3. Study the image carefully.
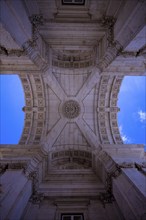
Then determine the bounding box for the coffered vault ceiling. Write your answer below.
[0,0,146,200]
[19,70,123,154]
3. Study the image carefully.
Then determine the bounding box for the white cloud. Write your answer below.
[119,125,131,143]
[138,110,146,122]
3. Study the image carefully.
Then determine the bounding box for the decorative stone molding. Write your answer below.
[97,107,120,112]
[28,171,44,204]
[97,76,123,144]
[28,171,39,192]
[19,74,46,145]
[118,162,135,168]
[22,39,48,70]
[99,16,116,47]
[62,100,80,119]
[97,76,110,144]
[120,45,146,58]
[0,45,26,56]
[98,42,123,70]
[0,164,9,175]
[51,150,92,169]
[100,16,116,28]
[95,151,121,195]
[95,15,123,70]
[109,76,123,144]
[19,14,49,70]
[30,192,44,204]
[25,154,43,176]
[105,166,121,194]
[52,59,94,69]
[29,14,44,28]
[52,49,96,69]
[135,162,146,175]
[98,192,115,208]
[0,162,27,175]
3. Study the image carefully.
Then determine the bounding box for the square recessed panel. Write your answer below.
[62,0,85,5]
[61,214,84,220]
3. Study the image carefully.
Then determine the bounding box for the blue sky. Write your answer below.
[118,76,146,150]
[0,74,146,150]
[0,75,25,144]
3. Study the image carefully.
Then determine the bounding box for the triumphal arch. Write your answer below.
[0,0,146,219]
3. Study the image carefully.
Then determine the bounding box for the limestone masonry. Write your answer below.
[0,0,146,220]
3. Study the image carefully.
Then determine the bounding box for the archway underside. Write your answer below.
[19,53,123,153]
[0,1,146,218]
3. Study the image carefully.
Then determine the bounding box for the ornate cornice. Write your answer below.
[98,42,123,70]
[120,45,146,58]
[118,162,135,168]
[0,45,26,56]
[95,16,124,70]
[19,14,49,70]
[135,162,146,175]
[0,162,27,175]
[96,151,122,196]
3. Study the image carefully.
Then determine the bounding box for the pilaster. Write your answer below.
[0,169,32,220]
[100,145,146,220]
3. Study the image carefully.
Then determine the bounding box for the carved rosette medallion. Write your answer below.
[62,100,80,119]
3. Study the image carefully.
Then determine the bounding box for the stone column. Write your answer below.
[0,169,32,220]
[112,168,146,220]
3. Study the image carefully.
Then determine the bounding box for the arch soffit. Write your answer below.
[19,72,124,148]
[19,74,47,145]
[97,75,124,145]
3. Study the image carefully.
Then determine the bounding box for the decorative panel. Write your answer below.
[19,74,46,145]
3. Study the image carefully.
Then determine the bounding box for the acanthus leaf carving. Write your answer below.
[98,192,115,208]
[30,192,44,204]
[29,14,44,28]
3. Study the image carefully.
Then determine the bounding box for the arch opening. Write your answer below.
[0,74,25,144]
[118,76,146,150]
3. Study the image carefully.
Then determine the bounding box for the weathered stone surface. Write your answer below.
[0,0,146,219]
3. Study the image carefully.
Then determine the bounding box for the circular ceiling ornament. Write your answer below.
[62,100,80,119]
